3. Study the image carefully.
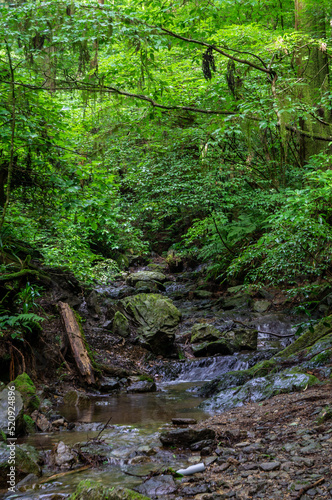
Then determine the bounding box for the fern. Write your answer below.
[0,313,45,337]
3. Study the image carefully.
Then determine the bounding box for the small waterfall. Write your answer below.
[154,351,275,384]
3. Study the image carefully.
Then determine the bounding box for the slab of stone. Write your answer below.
[160,428,215,447]
[126,271,167,285]
[259,461,280,471]
[127,380,156,393]
[136,475,177,497]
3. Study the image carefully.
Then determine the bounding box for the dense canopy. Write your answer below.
[0,0,331,291]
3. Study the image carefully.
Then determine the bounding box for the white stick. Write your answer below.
[176,463,205,475]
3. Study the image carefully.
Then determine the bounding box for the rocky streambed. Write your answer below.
[1,260,332,499]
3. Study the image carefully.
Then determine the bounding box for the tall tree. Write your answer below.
[294,0,331,163]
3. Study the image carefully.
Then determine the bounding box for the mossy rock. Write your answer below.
[279,315,332,358]
[118,294,181,356]
[0,442,41,488]
[191,324,221,343]
[113,311,130,338]
[191,327,258,356]
[69,480,150,500]
[12,373,40,412]
[126,271,166,286]
[316,406,332,425]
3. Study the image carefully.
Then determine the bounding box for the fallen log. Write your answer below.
[58,301,95,384]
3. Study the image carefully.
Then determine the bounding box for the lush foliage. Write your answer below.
[0,0,331,297]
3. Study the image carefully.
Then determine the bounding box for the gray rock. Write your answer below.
[190,439,214,451]
[240,462,259,470]
[79,442,112,459]
[160,428,215,447]
[253,300,271,313]
[194,290,213,299]
[222,328,258,351]
[127,380,156,393]
[0,388,24,436]
[99,377,120,392]
[191,339,234,357]
[136,475,177,497]
[113,311,130,338]
[181,484,211,495]
[135,280,160,292]
[54,441,76,467]
[30,411,51,432]
[200,369,319,412]
[259,461,280,471]
[191,323,221,343]
[222,293,252,310]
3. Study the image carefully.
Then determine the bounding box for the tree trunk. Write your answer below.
[294,0,331,163]
[58,302,95,385]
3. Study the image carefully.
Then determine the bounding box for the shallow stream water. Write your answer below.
[11,380,212,499]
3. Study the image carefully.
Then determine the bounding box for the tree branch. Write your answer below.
[1,80,234,115]
[156,26,272,75]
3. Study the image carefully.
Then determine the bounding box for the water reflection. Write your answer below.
[58,382,208,426]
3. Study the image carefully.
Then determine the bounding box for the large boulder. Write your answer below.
[117,294,181,356]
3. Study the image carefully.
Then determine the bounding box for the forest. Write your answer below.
[0,0,332,499]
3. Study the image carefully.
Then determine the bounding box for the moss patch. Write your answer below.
[12,373,39,412]
[279,315,332,358]
[69,479,150,500]
[23,414,35,434]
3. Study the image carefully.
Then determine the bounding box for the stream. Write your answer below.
[8,266,302,499]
